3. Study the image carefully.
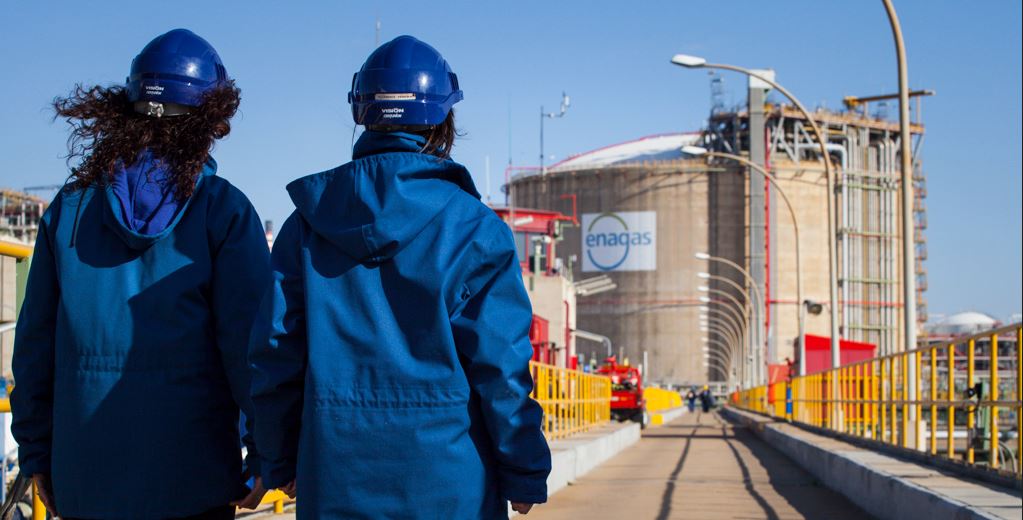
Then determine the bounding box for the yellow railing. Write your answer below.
[530,361,612,440]
[733,323,1023,479]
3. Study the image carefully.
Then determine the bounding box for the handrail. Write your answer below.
[0,241,32,260]
[530,361,612,440]
[733,323,1023,480]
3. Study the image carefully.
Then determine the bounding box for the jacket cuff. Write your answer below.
[18,451,51,477]
[244,452,262,480]
[499,474,548,504]
[261,458,297,490]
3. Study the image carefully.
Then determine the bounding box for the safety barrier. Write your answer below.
[733,323,1023,480]
[644,387,683,413]
[530,361,612,440]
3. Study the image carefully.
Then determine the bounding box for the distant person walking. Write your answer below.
[249,35,551,519]
[685,388,697,413]
[10,29,268,519]
[699,385,715,413]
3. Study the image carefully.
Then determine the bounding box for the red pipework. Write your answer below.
[558,194,580,226]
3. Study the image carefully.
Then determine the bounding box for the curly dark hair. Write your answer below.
[54,82,241,199]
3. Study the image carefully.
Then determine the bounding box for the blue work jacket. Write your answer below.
[250,131,551,519]
[11,160,268,519]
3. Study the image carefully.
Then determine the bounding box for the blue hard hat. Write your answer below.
[348,35,462,126]
[126,29,228,107]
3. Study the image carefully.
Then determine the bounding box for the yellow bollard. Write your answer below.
[947,343,955,459]
[967,339,975,464]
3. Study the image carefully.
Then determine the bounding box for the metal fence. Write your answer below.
[530,361,612,440]
[733,323,1023,480]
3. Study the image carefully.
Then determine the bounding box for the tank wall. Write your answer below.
[511,163,721,384]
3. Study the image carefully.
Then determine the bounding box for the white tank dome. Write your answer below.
[926,311,998,336]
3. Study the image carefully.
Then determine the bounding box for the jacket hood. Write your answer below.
[103,154,215,250]
[287,131,480,262]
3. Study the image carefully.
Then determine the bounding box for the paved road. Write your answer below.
[530,410,871,520]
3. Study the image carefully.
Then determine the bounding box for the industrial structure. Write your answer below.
[0,189,46,244]
[509,82,929,385]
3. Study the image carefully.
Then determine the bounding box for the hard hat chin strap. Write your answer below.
[134,101,192,118]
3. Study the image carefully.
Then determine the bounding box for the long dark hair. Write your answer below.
[420,110,457,159]
[368,109,459,159]
[54,82,241,199]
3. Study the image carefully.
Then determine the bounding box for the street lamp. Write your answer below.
[540,92,570,175]
[699,288,751,384]
[672,54,841,385]
[881,0,920,450]
[699,270,766,384]
[695,256,767,376]
[703,319,745,383]
[689,151,806,375]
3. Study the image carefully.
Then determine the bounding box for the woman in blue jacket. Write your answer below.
[250,35,552,519]
[11,29,269,519]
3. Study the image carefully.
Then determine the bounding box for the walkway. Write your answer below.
[531,411,871,520]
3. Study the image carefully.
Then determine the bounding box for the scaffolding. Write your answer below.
[1,189,48,244]
[706,101,929,356]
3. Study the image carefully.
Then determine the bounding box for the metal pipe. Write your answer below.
[572,329,612,359]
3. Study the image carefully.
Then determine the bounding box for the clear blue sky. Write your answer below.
[1,1,1020,321]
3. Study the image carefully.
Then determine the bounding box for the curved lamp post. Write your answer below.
[671,55,840,382]
[689,151,806,375]
[699,271,766,384]
[700,286,751,383]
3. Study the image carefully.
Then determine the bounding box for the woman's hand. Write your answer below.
[231,477,268,510]
[511,502,534,514]
[32,474,59,517]
[282,480,297,499]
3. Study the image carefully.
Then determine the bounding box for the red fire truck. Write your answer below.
[596,357,647,426]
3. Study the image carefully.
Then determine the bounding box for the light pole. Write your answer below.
[540,92,570,175]
[703,327,736,380]
[700,313,744,360]
[694,253,769,379]
[700,322,741,369]
[699,287,751,384]
[699,271,766,384]
[881,0,920,450]
[700,307,746,355]
[689,151,807,375]
[672,55,841,389]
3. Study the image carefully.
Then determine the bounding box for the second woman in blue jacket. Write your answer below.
[250,35,552,519]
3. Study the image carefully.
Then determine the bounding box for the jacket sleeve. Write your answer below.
[450,222,552,504]
[10,208,60,477]
[210,194,271,478]
[249,213,307,488]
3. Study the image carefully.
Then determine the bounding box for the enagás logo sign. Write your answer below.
[581,211,657,272]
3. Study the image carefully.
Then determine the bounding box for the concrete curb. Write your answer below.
[546,421,641,496]
[650,405,687,426]
[721,406,1020,520]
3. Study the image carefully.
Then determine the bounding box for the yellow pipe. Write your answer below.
[0,240,32,259]
[881,358,888,442]
[947,343,955,459]
[0,397,10,413]
[929,347,937,455]
[989,333,999,469]
[901,353,909,448]
[1017,327,1022,476]
[967,339,975,464]
[32,483,45,520]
